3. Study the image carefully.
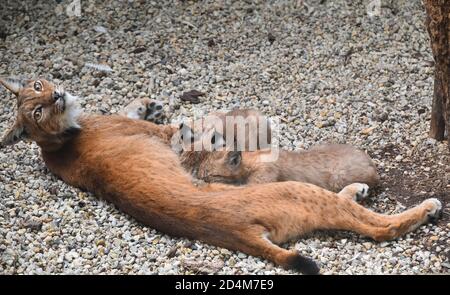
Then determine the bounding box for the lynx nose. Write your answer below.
[53,91,63,101]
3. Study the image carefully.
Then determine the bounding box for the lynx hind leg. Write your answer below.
[145,100,164,123]
[338,183,369,202]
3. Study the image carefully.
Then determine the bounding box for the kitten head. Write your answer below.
[177,127,244,183]
[0,77,81,149]
[196,149,245,184]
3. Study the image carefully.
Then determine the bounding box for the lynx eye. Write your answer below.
[33,106,43,121]
[34,81,43,92]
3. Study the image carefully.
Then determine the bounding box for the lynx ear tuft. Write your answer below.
[0,77,26,96]
[0,121,25,148]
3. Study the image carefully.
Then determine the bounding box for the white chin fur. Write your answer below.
[62,92,82,129]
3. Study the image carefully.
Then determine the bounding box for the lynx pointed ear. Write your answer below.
[0,121,25,148]
[0,77,25,96]
[227,151,242,167]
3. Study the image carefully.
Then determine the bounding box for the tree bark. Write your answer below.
[424,0,449,147]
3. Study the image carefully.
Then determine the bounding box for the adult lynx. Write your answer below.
[0,78,442,274]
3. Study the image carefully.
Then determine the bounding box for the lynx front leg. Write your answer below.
[337,183,369,202]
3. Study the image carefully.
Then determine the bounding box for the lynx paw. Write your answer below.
[145,100,164,123]
[423,198,442,223]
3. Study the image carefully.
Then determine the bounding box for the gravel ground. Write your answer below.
[0,0,449,274]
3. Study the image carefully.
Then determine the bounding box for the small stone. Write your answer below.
[425,138,437,146]
[166,246,178,258]
[361,125,377,135]
[96,240,106,247]
[207,39,216,47]
[389,257,397,264]
[65,251,79,261]
[23,217,43,231]
[362,242,372,249]
[237,253,247,259]
[179,68,188,76]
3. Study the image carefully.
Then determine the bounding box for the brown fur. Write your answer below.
[193,144,380,192]
[0,78,442,274]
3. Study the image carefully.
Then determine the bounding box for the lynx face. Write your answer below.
[196,150,246,184]
[0,77,81,148]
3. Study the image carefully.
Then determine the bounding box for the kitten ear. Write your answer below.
[179,123,194,143]
[227,151,242,167]
[211,131,226,150]
[0,121,26,148]
[0,77,26,96]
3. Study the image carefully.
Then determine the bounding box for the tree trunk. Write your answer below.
[424,0,449,148]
